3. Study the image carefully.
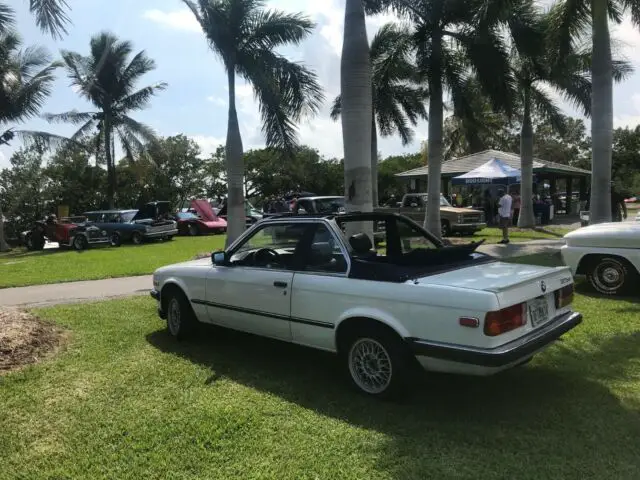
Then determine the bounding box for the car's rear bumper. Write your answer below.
[406,311,582,369]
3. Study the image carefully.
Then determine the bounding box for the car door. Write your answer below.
[204,222,310,340]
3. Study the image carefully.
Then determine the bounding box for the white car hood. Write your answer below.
[413,261,570,293]
[564,222,640,248]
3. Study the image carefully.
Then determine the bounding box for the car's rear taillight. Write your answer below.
[484,303,526,336]
[555,284,574,309]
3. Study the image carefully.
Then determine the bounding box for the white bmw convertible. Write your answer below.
[151,212,582,398]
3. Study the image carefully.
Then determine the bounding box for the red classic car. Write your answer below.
[176,200,227,236]
[22,215,111,251]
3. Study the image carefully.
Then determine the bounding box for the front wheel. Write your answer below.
[441,220,450,238]
[587,257,637,296]
[165,290,197,340]
[342,327,413,399]
[188,223,199,236]
[110,232,122,247]
[73,235,88,251]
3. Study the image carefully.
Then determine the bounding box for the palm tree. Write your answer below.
[183,0,324,246]
[44,32,167,209]
[0,0,71,38]
[0,30,60,252]
[394,0,516,238]
[330,22,428,207]
[549,0,640,224]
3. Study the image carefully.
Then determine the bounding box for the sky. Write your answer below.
[2,0,640,169]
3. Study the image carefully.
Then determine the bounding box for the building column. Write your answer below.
[579,176,587,202]
[566,176,573,214]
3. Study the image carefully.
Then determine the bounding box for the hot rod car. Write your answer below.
[22,214,110,251]
[175,200,227,236]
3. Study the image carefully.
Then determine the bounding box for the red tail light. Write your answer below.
[484,303,526,336]
[555,284,574,309]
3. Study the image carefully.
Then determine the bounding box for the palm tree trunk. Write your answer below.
[341,0,373,238]
[104,115,116,209]
[371,112,378,207]
[225,67,246,247]
[0,204,10,252]
[518,86,535,228]
[424,34,443,239]
[589,0,613,224]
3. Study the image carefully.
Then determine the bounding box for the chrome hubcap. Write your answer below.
[602,267,621,284]
[594,261,625,292]
[348,338,392,394]
[167,299,181,335]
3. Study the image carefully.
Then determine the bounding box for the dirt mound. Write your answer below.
[0,308,66,374]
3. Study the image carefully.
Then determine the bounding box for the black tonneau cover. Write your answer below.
[349,241,491,282]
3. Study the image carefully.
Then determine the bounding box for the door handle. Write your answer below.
[273,281,288,288]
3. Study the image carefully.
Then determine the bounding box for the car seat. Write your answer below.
[349,233,377,260]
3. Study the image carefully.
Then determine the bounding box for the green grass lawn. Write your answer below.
[1,286,639,478]
[467,226,571,244]
[0,236,225,288]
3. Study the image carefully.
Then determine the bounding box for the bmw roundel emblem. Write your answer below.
[540,280,547,293]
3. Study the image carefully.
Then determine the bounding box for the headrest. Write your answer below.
[349,233,373,254]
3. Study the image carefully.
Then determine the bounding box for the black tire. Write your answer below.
[131,231,143,245]
[188,223,199,236]
[441,220,451,238]
[341,324,413,400]
[110,232,122,247]
[164,289,197,340]
[165,235,174,241]
[587,256,637,296]
[73,234,88,251]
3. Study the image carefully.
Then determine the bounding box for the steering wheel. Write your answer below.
[253,247,281,266]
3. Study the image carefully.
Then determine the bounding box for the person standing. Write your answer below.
[611,183,627,222]
[497,189,513,244]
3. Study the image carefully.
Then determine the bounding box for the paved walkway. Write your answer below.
[0,275,152,308]
[1,239,567,308]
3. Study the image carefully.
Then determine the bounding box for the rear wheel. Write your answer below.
[73,235,88,251]
[188,223,199,236]
[165,289,197,340]
[441,220,450,238]
[25,232,45,251]
[341,325,413,399]
[131,231,143,245]
[587,256,637,296]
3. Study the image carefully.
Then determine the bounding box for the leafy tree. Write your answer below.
[183,0,324,246]
[378,152,422,202]
[549,0,640,223]
[330,22,428,206]
[611,126,640,196]
[45,32,167,209]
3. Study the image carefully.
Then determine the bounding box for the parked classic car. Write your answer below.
[374,193,486,237]
[85,202,178,245]
[22,215,110,251]
[176,200,227,236]
[217,200,263,228]
[151,212,582,398]
[295,196,346,214]
[561,222,640,295]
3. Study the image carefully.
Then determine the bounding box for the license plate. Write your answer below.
[528,297,549,327]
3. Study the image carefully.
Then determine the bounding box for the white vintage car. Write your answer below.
[561,222,640,295]
[151,212,582,398]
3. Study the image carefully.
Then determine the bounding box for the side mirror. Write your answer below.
[211,251,228,266]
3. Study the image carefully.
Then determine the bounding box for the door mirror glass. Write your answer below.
[212,251,227,266]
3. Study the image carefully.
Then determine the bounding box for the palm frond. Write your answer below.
[330,95,342,120]
[546,0,590,60]
[529,84,566,134]
[242,10,314,50]
[43,110,94,125]
[117,116,158,144]
[29,0,71,39]
[115,83,168,113]
[622,0,640,26]
[13,129,76,150]
[69,118,99,141]
[119,51,157,92]
[0,3,16,34]
[2,59,59,123]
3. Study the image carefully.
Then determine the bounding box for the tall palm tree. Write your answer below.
[0,1,71,38]
[330,22,428,207]
[394,0,515,238]
[183,0,324,246]
[0,29,60,252]
[44,32,167,209]
[549,0,640,224]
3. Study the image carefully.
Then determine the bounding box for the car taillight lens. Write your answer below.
[555,284,574,309]
[484,303,526,336]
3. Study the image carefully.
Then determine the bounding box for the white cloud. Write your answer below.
[614,93,640,128]
[207,96,226,106]
[612,16,640,65]
[142,9,200,33]
[189,135,225,158]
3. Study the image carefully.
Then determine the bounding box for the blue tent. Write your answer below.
[451,158,522,186]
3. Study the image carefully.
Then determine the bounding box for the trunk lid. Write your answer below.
[414,261,574,308]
